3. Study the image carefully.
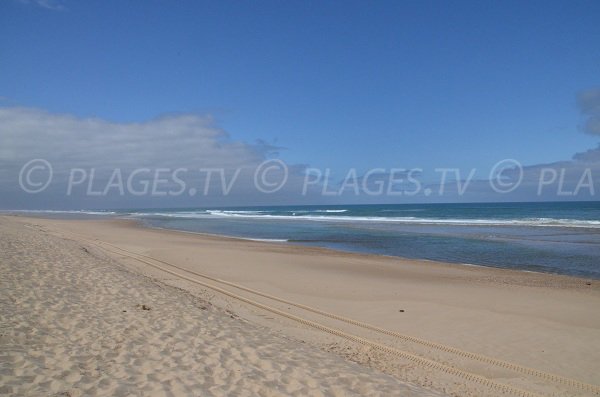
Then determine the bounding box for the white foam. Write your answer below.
[123,209,600,229]
[243,237,289,242]
[201,212,600,228]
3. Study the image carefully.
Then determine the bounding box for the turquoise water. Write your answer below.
[13,202,600,278]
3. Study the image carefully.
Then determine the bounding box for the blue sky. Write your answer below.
[1,0,600,208]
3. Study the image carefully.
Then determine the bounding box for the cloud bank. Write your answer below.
[0,107,276,176]
[2,98,600,209]
[0,107,313,209]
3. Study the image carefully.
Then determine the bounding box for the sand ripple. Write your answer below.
[0,218,439,396]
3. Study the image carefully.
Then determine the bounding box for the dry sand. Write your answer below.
[0,216,439,397]
[1,215,599,396]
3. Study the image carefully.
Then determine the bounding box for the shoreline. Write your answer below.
[140,218,598,283]
[10,211,599,283]
[3,215,599,396]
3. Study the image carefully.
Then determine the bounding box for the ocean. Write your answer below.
[13,201,600,279]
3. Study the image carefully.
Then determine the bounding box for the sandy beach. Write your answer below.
[1,215,599,396]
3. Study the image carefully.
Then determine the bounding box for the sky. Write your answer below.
[1,0,600,209]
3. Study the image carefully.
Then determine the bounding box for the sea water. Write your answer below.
[12,202,600,279]
[125,202,600,279]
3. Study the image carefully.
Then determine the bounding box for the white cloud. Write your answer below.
[0,106,311,208]
[0,107,269,172]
